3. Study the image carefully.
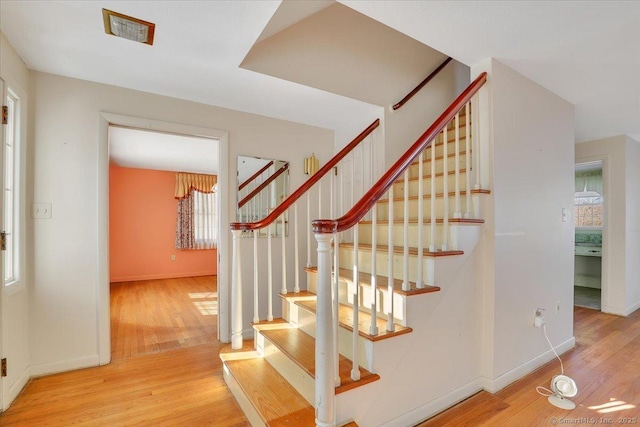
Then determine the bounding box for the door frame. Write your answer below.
[574,157,608,312]
[97,113,229,365]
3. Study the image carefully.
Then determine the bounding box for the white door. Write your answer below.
[1,78,29,410]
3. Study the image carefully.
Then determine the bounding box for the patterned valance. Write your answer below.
[175,173,217,199]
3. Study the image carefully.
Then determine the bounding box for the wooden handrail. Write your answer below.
[230,119,381,231]
[238,163,289,209]
[239,160,274,191]
[392,57,453,111]
[314,72,487,234]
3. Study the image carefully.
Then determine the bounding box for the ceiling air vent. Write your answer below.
[102,9,155,45]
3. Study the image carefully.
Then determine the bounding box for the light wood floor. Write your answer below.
[2,306,639,425]
[111,276,217,360]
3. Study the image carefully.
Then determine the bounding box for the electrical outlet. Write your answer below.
[171,255,176,261]
[534,308,545,327]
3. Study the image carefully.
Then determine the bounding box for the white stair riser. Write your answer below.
[406,152,469,179]
[359,222,452,248]
[306,271,409,326]
[257,331,316,405]
[392,171,471,198]
[339,247,436,284]
[376,195,474,222]
[425,136,469,159]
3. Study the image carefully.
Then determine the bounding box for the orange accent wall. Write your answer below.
[109,165,217,282]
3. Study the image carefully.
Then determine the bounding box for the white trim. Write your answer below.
[626,300,640,317]
[601,304,627,317]
[5,365,29,411]
[379,379,483,427]
[481,336,575,393]
[110,271,217,283]
[97,112,231,366]
[29,354,100,377]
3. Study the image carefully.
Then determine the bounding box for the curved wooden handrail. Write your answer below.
[230,119,380,231]
[239,160,274,191]
[238,163,289,208]
[314,72,487,234]
[392,57,453,111]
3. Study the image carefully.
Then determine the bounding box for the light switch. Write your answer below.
[33,203,52,219]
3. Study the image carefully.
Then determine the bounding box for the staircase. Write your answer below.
[224,73,488,426]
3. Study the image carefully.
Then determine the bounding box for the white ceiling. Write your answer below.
[341,1,640,143]
[109,126,218,175]
[1,0,639,150]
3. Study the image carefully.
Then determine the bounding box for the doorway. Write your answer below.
[97,113,230,365]
[574,160,604,310]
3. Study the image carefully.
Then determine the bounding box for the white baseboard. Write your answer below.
[601,304,627,316]
[110,271,216,283]
[626,300,640,316]
[29,354,100,378]
[379,379,484,427]
[4,366,31,411]
[481,336,575,393]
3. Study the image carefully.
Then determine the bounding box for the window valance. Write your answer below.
[175,173,217,199]
[575,170,602,195]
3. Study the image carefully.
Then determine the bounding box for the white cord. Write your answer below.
[543,323,564,375]
[535,322,566,397]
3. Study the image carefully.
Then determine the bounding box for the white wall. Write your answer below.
[0,31,31,410]
[383,62,470,169]
[626,137,640,314]
[473,59,575,387]
[575,136,631,315]
[28,71,333,374]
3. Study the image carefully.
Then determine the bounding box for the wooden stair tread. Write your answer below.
[260,328,380,394]
[224,357,316,427]
[382,189,491,203]
[295,299,412,342]
[339,242,463,257]
[359,218,484,225]
[305,267,441,297]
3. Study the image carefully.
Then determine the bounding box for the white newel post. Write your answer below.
[315,232,336,427]
[231,229,243,350]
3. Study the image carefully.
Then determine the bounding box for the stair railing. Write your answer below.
[237,162,289,223]
[229,119,381,351]
[392,56,453,111]
[312,72,487,426]
[237,160,274,222]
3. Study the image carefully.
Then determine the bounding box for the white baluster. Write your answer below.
[454,112,462,219]
[253,231,259,323]
[370,208,379,335]
[267,223,274,321]
[314,232,336,427]
[473,98,480,190]
[402,170,410,291]
[442,127,449,251]
[465,102,472,218]
[281,212,287,295]
[307,193,312,267]
[417,152,424,289]
[387,187,395,332]
[429,138,437,253]
[231,230,243,349]
[333,231,340,387]
[351,223,361,381]
[294,203,300,293]
[318,180,322,219]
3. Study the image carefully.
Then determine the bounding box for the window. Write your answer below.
[193,188,217,249]
[574,192,603,228]
[3,89,20,285]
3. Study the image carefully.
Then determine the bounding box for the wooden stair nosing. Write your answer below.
[259,327,380,394]
[224,357,316,427]
[339,242,464,257]
[305,267,441,297]
[409,149,470,167]
[381,189,491,204]
[359,218,485,225]
[294,299,413,342]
